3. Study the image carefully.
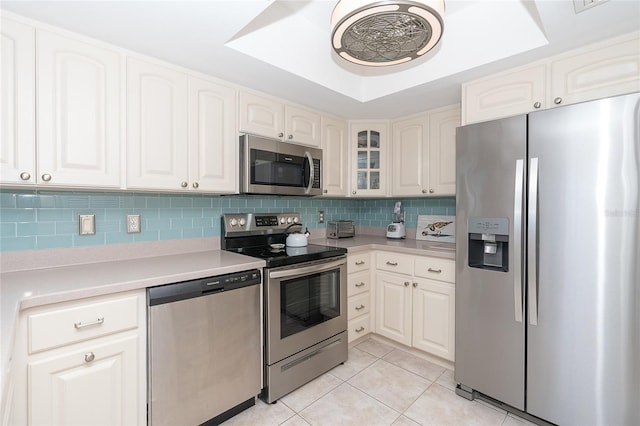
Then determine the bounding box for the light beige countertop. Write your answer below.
[309,235,456,259]
[0,248,264,408]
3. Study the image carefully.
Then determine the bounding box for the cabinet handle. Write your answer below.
[355,282,365,287]
[41,173,52,182]
[278,132,284,138]
[404,281,410,287]
[413,282,418,288]
[84,352,96,363]
[533,101,542,109]
[554,97,562,105]
[355,304,365,310]
[181,181,188,188]
[324,189,328,194]
[355,260,365,266]
[428,268,442,273]
[386,261,398,266]
[20,172,31,181]
[355,326,365,333]
[352,191,357,195]
[422,189,427,194]
[74,317,104,329]
[288,134,293,140]
[192,182,199,189]
[429,189,434,194]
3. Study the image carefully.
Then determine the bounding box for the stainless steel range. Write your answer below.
[222,213,348,403]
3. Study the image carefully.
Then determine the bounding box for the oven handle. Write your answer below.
[304,151,314,195]
[269,258,345,280]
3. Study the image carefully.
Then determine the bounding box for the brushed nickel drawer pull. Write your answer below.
[355,304,365,310]
[74,317,104,329]
[386,261,398,266]
[355,282,365,287]
[428,268,442,273]
[355,326,365,332]
[355,260,365,266]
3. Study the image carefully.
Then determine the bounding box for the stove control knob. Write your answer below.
[286,217,293,224]
[293,217,299,223]
[239,218,246,226]
[280,217,286,224]
[230,218,238,227]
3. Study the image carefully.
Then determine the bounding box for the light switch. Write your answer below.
[79,214,96,235]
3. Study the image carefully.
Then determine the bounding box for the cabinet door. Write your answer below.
[284,105,321,146]
[37,30,121,188]
[428,105,460,196]
[375,272,411,345]
[462,64,547,125]
[28,335,140,426]
[126,58,188,190]
[550,34,640,107]
[412,278,455,361]
[1,17,36,185]
[351,122,388,197]
[321,116,349,196]
[188,76,237,193]
[391,115,428,196]
[238,91,284,139]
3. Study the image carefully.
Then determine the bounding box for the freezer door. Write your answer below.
[455,115,527,410]
[527,93,640,425]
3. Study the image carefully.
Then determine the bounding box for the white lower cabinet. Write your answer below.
[10,290,146,426]
[374,251,455,361]
[346,252,373,342]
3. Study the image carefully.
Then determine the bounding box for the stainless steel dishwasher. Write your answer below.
[148,269,262,426]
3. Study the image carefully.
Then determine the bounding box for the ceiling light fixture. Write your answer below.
[331,0,445,67]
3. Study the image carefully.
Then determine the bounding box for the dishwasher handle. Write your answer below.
[148,269,261,306]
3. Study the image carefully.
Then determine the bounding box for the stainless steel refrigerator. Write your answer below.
[455,92,640,425]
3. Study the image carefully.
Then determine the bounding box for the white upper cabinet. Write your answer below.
[188,76,237,193]
[350,121,388,197]
[239,91,321,147]
[463,31,640,124]
[126,58,189,190]
[321,116,349,196]
[391,105,459,197]
[0,17,35,185]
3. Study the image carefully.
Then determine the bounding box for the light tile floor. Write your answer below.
[222,336,536,426]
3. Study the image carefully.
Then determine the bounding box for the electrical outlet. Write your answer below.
[318,210,325,223]
[127,214,141,233]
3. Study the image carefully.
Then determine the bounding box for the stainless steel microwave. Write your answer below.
[240,135,322,196]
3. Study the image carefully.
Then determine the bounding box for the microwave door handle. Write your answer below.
[304,151,314,194]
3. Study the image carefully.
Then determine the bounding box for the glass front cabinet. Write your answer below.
[350,122,388,197]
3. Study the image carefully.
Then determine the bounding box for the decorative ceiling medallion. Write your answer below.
[331,0,445,67]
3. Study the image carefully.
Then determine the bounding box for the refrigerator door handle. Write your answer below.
[513,159,524,323]
[528,157,539,326]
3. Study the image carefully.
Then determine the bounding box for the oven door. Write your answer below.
[265,256,347,365]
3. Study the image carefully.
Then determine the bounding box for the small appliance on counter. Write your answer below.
[386,201,406,239]
[327,220,355,239]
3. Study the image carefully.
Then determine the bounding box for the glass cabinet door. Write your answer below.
[352,123,387,196]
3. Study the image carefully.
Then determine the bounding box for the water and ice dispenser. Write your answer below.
[468,217,509,272]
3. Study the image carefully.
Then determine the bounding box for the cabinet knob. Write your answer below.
[533,101,542,109]
[41,173,52,182]
[192,182,199,189]
[412,282,418,288]
[278,132,284,138]
[404,281,410,287]
[554,97,562,105]
[181,181,188,188]
[422,189,427,194]
[324,189,328,194]
[84,352,95,363]
[352,191,357,195]
[429,189,434,194]
[20,172,31,181]
[288,134,293,140]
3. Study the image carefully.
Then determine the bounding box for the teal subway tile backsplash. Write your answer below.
[0,190,455,252]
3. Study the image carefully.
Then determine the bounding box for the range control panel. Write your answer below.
[222,213,302,236]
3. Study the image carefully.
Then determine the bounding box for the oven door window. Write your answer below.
[251,149,305,188]
[280,268,340,339]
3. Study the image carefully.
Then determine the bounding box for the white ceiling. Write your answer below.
[2,0,639,119]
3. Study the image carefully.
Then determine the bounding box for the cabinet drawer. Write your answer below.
[28,294,140,354]
[348,293,370,319]
[348,315,371,343]
[348,252,370,274]
[348,270,370,296]
[375,252,413,275]
[414,257,455,283]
